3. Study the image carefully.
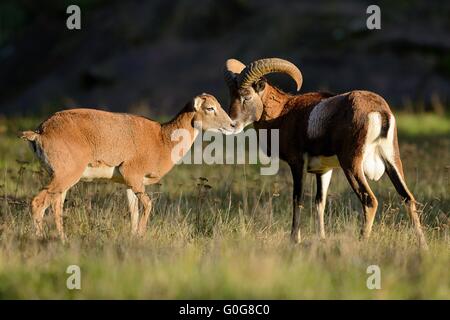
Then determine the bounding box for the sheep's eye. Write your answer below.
[206,107,215,112]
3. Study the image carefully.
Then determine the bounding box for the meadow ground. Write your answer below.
[0,113,448,299]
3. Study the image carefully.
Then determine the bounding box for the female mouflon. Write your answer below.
[21,93,235,241]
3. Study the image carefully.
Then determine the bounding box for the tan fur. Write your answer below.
[226,59,428,249]
[22,93,235,241]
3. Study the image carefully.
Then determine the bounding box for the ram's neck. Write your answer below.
[255,89,334,131]
[259,85,292,121]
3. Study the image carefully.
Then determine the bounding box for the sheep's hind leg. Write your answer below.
[31,189,52,238]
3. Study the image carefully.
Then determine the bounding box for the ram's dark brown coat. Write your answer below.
[225,58,427,249]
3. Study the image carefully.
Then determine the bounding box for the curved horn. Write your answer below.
[223,58,246,89]
[237,58,303,91]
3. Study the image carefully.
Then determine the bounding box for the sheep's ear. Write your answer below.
[192,96,204,111]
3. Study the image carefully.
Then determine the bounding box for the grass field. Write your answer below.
[0,113,449,299]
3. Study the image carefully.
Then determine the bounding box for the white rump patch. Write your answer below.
[307,98,334,139]
[362,112,395,181]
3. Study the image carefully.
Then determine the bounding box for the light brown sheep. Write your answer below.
[21,93,235,241]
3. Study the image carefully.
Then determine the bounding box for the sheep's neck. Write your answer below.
[161,108,198,152]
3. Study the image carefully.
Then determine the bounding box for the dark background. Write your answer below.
[0,0,449,117]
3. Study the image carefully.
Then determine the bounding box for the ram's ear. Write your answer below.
[192,96,205,111]
[254,79,266,93]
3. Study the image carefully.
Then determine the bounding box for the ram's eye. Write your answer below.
[206,107,215,112]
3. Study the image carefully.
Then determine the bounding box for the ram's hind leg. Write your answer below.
[341,159,378,240]
[383,155,428,249]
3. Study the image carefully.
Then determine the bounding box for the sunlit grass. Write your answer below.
[0,113,449,299]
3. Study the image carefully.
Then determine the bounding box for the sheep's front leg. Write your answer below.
[120,163,152,238]
[136,192,152,237]
[126,188,139,235]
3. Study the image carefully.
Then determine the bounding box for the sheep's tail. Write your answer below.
[19,130,53,174]
[19,131,39,141]
[19,131,41,158]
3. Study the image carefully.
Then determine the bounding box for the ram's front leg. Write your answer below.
[290,160,305,243]
[315,170,333,240]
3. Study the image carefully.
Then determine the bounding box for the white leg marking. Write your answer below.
[316,170,333,239]
[126,188,139,234]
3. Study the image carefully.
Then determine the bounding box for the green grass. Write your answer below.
[396,112,450,137]
[0,113,449,299]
